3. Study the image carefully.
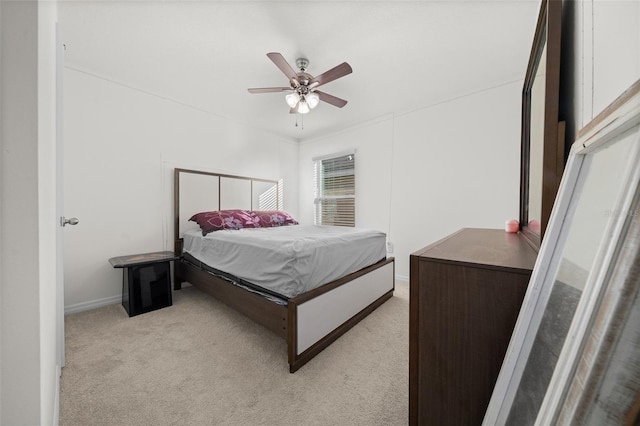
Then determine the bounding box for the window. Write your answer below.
[313,153,355,227]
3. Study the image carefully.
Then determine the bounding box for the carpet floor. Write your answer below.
[60,280,409,426]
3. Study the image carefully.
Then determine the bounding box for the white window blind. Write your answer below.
[314,153,355,227]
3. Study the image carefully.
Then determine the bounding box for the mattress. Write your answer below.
[182,224,387,298]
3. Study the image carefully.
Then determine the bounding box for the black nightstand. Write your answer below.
[109,251,180,317]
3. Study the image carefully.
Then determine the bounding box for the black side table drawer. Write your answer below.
[109,251,179,317]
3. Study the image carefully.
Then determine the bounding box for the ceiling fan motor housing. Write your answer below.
[292,72,313,90]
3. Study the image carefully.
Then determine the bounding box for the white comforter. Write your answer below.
[182,225,387,298]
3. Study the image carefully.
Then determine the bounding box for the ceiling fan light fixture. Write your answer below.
[306,92,320,109]
[285,92,299,108]
[297,100,310,114]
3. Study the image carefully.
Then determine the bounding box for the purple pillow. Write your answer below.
[189,210,260,236]
[252,211,299,228]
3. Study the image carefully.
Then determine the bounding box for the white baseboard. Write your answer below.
[64,294,121,315]
[395,274,409,283]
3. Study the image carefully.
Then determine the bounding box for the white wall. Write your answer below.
[0,1,59,424]
[590,0,640,121]
[299,82,523,280]
[572,0,640,131]
[62,68,299,310]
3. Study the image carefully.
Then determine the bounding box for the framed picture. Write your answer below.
[483,79,640,425]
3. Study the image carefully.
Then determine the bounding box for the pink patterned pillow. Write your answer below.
[252,211,299,228]
[189,210,260,236]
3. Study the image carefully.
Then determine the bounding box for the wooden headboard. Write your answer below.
[174,168,281,253]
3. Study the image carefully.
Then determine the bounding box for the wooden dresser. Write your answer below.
[409,228,537,425]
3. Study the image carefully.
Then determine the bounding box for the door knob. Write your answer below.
[60,217,79,227]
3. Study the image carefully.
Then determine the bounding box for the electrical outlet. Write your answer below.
[386,242,394,254]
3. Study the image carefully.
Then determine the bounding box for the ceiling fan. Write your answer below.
[248,52,352,114]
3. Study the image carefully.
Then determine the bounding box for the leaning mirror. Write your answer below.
[484,80,640,425]
[519,0,564,246]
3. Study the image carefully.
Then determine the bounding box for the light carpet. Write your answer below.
[60,281,409,426]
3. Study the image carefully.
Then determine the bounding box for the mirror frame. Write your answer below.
[519,0,564,247]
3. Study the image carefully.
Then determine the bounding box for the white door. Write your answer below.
[56,24,65,369]
[56,25,77,369]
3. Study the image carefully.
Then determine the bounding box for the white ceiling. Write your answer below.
[58,0,541,142]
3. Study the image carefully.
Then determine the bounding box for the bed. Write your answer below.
[173,168,395,372]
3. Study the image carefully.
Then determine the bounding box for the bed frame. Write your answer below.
[173,168,395,372]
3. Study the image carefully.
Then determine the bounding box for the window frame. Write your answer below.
[313,151,356,227]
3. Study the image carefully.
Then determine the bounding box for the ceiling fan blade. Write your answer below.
[248,87,290,94]
[309,62,352,88]
[266,52,298,81]
[316,91,348,108]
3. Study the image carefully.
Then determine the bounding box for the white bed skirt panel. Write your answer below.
[295,260,395,354]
